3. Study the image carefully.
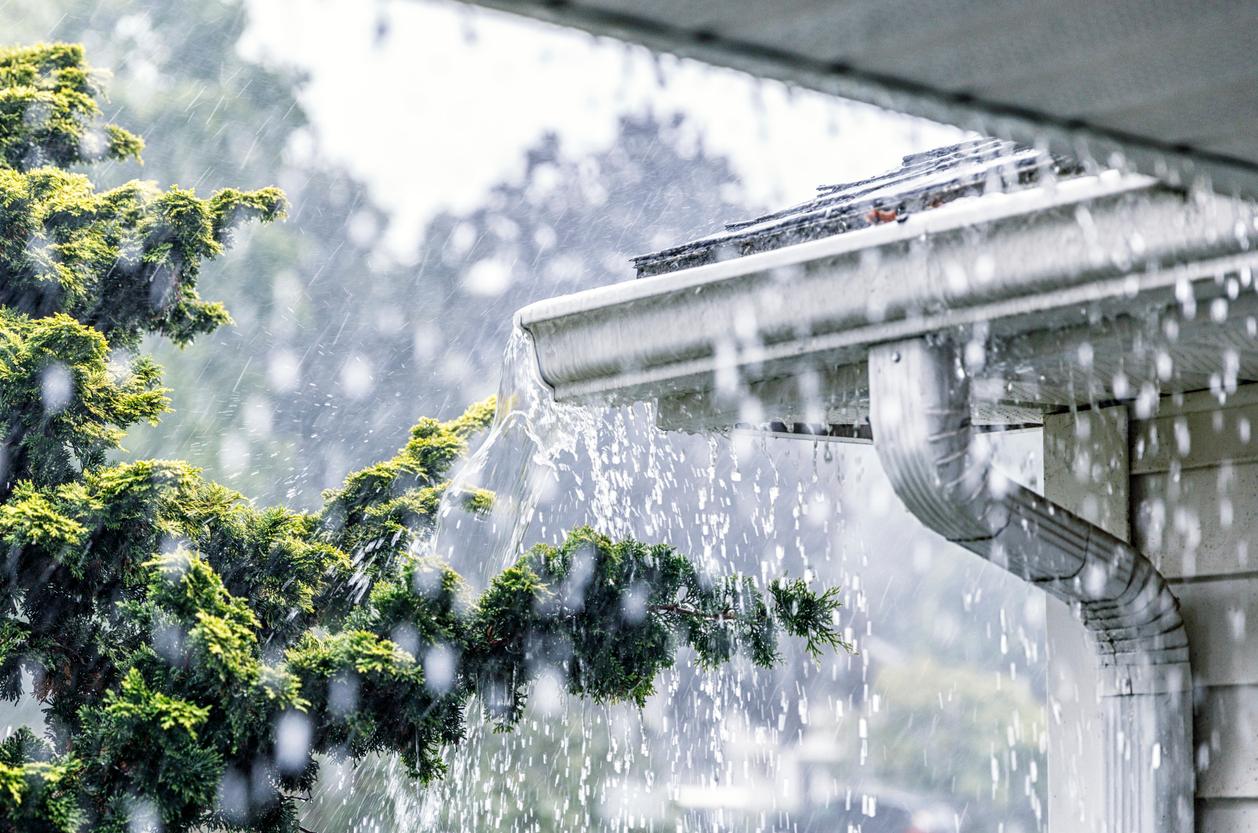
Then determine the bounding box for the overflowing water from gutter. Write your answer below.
[306,326,1050,833]
[426,326,590,584]
[414,326,826,832]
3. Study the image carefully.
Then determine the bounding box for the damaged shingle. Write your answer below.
[632,138,1082,278]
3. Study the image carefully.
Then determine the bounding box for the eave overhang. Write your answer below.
[456,0,1258,202]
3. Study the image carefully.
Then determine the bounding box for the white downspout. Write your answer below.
[867,337,1193,833]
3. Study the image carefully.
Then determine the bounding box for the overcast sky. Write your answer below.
[241,0,965,254]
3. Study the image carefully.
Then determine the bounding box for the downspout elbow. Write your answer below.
[867,337,1193,833]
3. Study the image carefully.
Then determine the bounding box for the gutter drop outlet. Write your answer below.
[868,337,1192,833]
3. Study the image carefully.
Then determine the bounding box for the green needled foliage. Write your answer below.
[0,43,285,351]
[0,43,850,833]
[0,43,142,171]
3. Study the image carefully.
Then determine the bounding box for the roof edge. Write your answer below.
[516,175,1254,406]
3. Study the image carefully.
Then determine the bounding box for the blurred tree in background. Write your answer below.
[866,659,1043,831]
[0,0,747,509]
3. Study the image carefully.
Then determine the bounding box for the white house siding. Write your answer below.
[1043,406,1128,832]
[1131,387,1258,831]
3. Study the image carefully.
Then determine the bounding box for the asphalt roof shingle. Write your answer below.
[632,138,1082,278]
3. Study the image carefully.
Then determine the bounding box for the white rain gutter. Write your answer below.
[515,173,1258,833]
[868,337,1191,833]
[515,173,1253,408]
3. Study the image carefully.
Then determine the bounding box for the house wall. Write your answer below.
[1043,405,1127,833]
[1043,389,1258,833]
[1131,387,1258,833]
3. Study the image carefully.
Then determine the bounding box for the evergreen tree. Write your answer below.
[0,44,845,833]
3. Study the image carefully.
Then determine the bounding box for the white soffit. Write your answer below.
[457,0,1258,200]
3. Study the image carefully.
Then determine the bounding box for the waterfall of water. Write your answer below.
[304,327,1047,833]
[425,326,593,584]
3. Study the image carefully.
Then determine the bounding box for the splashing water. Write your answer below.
[301,327,1049,833]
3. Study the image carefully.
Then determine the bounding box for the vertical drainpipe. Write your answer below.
[867,337,1193,833]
